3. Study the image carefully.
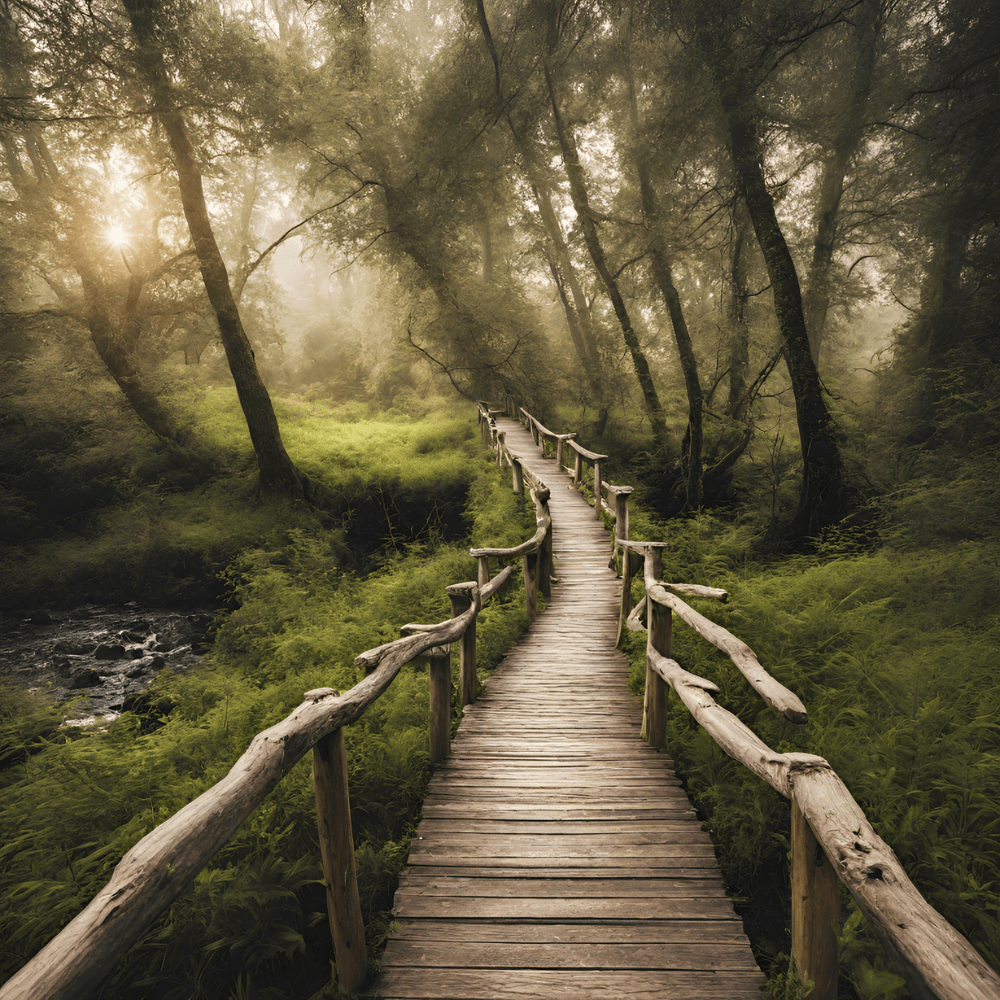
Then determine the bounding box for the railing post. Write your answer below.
[448,583,477,707]
[539,518,553,601]
[531,420,540,447]
[496,430,506,469]
[791,791,840,1000]
[593,460,603,520]
[573,451,583,485]
[616,545,634,645]
[477,555,491,590]
[614,489,631,545]
[313,725,367,993]
[555,435,564,469]
[645,549,669,750]
[522,551,539,622]
[428,645,452,765]
[512,459,524,497]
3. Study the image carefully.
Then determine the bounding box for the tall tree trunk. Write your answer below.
[725,199,752,421]
[476,198,493,283]
[543,63,667,441]
[803,0,880,363]
[624,54,702,504]
[700,32,844,533]
[122,0,305,496]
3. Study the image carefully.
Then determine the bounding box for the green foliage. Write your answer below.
[0,451,531,997]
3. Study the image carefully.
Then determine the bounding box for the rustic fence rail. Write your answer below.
[0,407,551,1000]
[501,399,1000,1000]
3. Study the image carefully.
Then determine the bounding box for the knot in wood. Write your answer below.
[305,687,340,702]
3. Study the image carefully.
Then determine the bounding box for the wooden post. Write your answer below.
[512,459,524,497]
[496,430,505,468]
[476,555,490,591]
[539,518,553,600]
[522,551,539,623]
[645,549,669,750]
[448,584,477,707]
[555,435,565,470]
[593,461,603,519]
[573,451,583,485]
[614,490,631,544]
[428,646,452,765]
[313,727,367,993]
[791,791,840,1000]
[616,545,634,646]
[531,421,540,447]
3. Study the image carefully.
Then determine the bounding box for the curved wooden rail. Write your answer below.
[497,397,1000,1000]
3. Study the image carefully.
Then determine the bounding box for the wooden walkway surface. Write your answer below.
[364,418,766,999]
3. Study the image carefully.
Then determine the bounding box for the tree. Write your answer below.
[120,0,307,495]
[680,0,848,534]
[622,27,703,502]
[542,0,668,441]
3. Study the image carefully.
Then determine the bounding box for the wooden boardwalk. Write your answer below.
[365,418,766,999]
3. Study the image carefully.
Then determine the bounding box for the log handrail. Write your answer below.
[634,554,1000,1000]
[498,397,1000,1000]
[0,410,552,1000]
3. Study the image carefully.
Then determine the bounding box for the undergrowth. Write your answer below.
[0,447,534,998]
[618,511,999,998]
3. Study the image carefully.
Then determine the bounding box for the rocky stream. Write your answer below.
[0,604,214,724]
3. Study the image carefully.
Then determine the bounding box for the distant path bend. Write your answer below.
[364,417,766,1000]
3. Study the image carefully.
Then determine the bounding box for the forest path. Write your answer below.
[363,418,766,999]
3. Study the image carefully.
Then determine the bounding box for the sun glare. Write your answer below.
[104,224,130,248]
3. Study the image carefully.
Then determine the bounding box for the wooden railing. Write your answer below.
[499,400,1000,1000]
[0,409,552,1000]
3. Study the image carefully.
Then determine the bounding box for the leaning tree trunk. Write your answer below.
[122,0,305,496]
[544,65,667,441]
[725,199,752,422]
[625,56,702,504]
[803,0,880,364]
[694,19,844,535]
[724,101,844,534]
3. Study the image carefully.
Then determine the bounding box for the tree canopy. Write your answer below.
[1,0,996,533]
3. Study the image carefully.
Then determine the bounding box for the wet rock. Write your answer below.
[117,630,146,644]
[93,643,126,660]
[126,655,165,677]
[52,639,95,655]
[25,610,52,624]
[125,645,148,660]
[69,668,101,689]
[51,654,85,674]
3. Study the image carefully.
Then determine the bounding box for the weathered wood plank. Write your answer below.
[385,920,749,943]
[381,940,759,970]
[370,968,764,999]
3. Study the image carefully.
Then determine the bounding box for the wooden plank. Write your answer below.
[390,896,743,920]
[385,920,749,943]
[381,940,759,970]
[368,968,764,999]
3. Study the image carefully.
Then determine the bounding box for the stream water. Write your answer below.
[0,604,214,724]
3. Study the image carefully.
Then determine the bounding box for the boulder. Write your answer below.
[93,643,126,660]
[69,668,101,689]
